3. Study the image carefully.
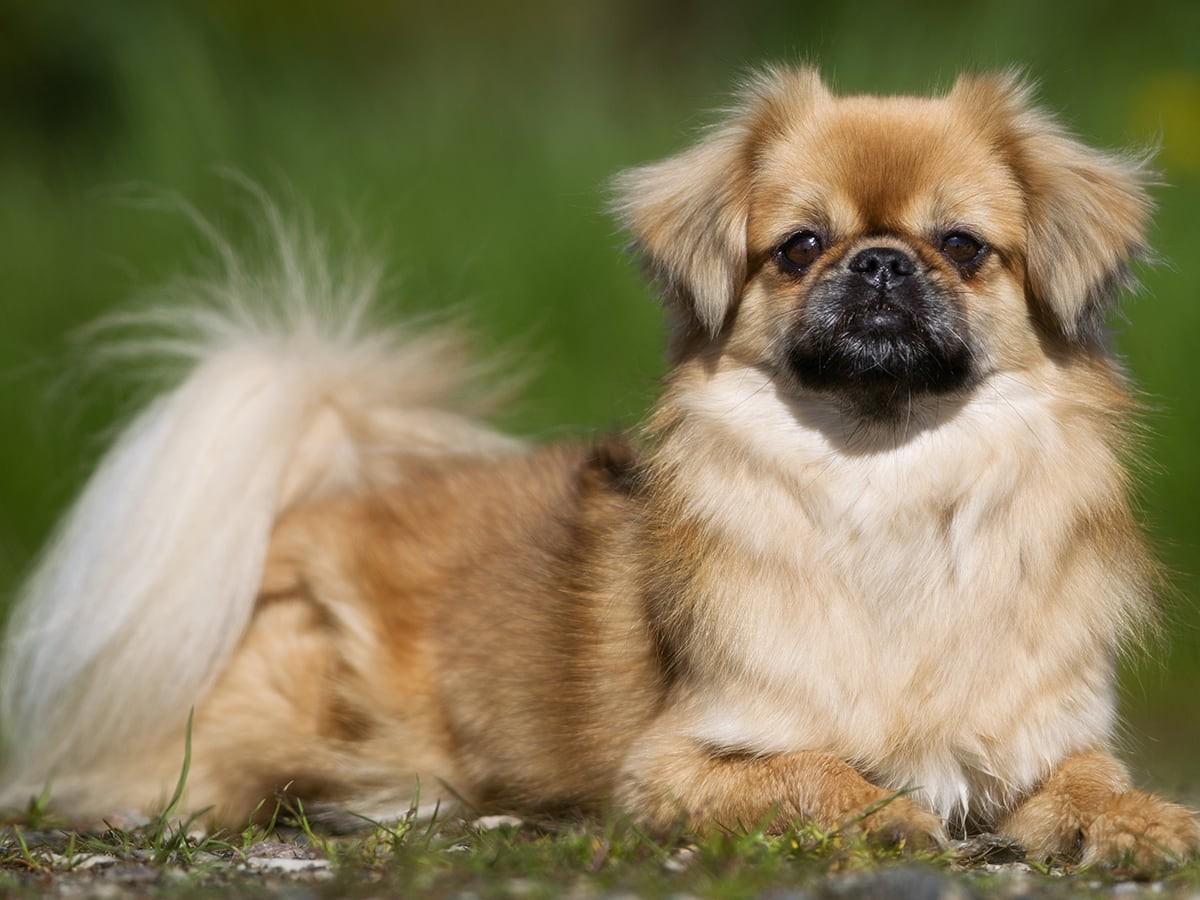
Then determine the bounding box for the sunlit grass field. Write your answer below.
[0,0,1197,796]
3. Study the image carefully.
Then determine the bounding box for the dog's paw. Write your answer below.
[1081,790,1200,871]
[997,787,1081,861]
[851,794,947,851]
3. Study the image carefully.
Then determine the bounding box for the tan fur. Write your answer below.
[950,72,1155,343]
[1001,750,1200,867]
[8,67,1196,870]
[615,715,945,847]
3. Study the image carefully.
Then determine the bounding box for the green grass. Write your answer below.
[3,806,1200,898]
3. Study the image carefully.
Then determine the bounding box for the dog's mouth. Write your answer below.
[783,282,975,411]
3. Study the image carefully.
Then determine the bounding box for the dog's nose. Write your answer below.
[847,247,916,290]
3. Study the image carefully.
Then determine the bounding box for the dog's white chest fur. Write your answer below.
[673,368,1120,820]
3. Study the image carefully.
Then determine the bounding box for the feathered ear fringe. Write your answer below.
[609,66,829,341]
[0,187,521,808]
[950,69,1158,346]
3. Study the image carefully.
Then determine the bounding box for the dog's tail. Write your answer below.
[0,214,518,810]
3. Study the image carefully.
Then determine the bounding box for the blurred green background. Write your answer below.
[0,1,1196,787]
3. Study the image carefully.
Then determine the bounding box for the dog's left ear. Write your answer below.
[612,66,828,338]
[952,71,1156,345]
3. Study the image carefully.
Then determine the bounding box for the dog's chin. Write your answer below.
[785,317,975,420]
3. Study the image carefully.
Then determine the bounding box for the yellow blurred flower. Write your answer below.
[1132,71,1200,174]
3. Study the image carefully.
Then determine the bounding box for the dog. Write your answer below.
[2,66,1197,869]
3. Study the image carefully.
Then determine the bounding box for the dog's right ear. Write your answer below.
[612,67,828,337]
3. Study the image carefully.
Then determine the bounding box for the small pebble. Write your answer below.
[243,840,320,860]
[663,848,696,873]
[472,815,524,830]
[73,853,120,870]
[241,856,333,877]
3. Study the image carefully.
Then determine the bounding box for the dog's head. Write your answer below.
[614,67,1153,418]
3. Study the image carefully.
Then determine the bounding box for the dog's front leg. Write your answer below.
[615,727,944,846]
[998,749,1200,868]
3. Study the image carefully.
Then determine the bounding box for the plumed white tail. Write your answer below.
[0,211,517,806]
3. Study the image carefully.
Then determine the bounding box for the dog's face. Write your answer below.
[615,68,1152,418]
[746,97,1024,413]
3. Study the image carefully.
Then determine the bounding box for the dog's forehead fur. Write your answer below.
[748,94,1026,257]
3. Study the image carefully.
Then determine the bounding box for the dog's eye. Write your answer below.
[778,231,824,272]
[941,232,984,267]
